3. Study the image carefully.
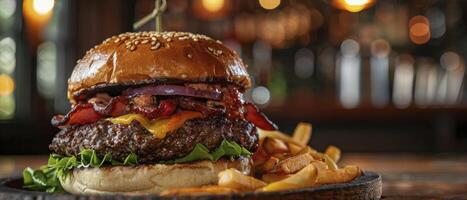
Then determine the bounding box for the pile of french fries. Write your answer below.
[162,122,361,196]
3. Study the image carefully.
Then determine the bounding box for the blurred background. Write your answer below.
[1,0,467,155]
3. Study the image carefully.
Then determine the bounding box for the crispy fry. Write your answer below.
[262,164,318,191]
[218,168,267,191]
[325,145,341,163]
[292,122,312,146]
[161,185,237,196]
[164,123,362,194]
[261,173,291,183]
[263,137,289,155]
[258,129,304,147]
[262,156,280,172]
[324,154,339,170]
[315,166,361,185]
[252,147,269,167]
[288,144,303,155]
[271,152,314,174]
[310,160,328,171]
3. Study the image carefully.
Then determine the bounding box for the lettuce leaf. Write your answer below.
[23,140,251,193]
[23,150,137,193]
[167,140,252,163]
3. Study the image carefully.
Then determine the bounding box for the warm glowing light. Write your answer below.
[409,15,430,45]
[259,0,281,10]
[334,0,372,12]
[32,0,54,15]
[201,0,224,13]
[0,74,14,96]
[410,23,429,37]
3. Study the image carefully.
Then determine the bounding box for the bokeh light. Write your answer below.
[370,39,391,58]
[427,8,446,39]
[0,74,14,96]
[252,86,271,105]
[0,94,14,119]
[32,0,54,15]
[201,0,224,13]
[0,0,16,19]
[409,15,431,45]
[259,0,281,10]
[0,37,16,74]
[37,42,57,99]
[440,51,460,71]
[332,0,374,13]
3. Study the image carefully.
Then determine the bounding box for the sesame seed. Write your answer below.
[141,40,149,44]
[134,40,140,45]
[166,38,172,42]
[194,38,199,42]
[130,46,136,51]
[151,37,157,41]
[216,50,223,55]
[114,38,121,43]
[187,54,192,59]
[207,47,214,52]
[151,41,157,45]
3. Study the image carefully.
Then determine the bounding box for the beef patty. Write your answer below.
[49,114,258,163]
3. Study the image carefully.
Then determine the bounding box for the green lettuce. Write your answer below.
[23,150,138,192]
[23,140,251,193]
[167,140,252,163]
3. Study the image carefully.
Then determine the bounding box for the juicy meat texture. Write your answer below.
[49,115,258,163]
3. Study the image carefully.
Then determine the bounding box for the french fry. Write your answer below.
[262,156,280,172]
[258,129,304,147]
[263,137,289,155]
[271,152,314,174]
[324,154,338,170]
[218,168,267,191]
[288,144,304,155]
[252,147,269,167]
[262,164,318,192]
[292,122,312,146]
[310,160,328,171]
[315,166,361,185]
[288,123,312,154]
[261,173,291,183]
[161,185,237,196]
[325,145,341,163]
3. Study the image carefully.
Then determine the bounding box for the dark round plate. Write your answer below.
[0,171,381,200]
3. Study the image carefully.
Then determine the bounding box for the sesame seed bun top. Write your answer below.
[67,31,251,104]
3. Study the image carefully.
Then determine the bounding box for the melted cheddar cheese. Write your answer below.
[108,111,203,139]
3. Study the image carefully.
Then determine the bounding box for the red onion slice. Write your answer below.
[122,85,223,100]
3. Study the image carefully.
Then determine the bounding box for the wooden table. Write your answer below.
[1,154,467,199]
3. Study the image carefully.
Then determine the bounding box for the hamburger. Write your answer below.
[23,31,277,194]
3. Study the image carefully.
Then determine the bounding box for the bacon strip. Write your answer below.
[244,103,278,131]
[51,104,103,127]
[52,97,128,127]
[53,92,277,131]
[132,99,177,119]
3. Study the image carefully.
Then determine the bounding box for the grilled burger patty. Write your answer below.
[49,114,258,163]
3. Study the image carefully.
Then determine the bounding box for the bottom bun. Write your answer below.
[60,157,252,195]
